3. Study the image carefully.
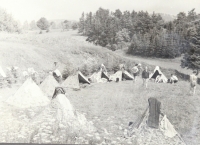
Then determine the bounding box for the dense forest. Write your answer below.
[78,8,200,66]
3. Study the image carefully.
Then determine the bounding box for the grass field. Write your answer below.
[0,29,199,144]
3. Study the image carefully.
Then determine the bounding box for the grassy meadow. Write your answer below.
[0,29,199,144]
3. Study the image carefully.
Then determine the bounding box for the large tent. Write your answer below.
[40,75,60,98]
[6,77,50,108]
[109,70,134,82]
[150,66,168,83]
[61,71,90,90]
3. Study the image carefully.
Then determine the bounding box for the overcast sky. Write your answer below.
[1,0,200,23]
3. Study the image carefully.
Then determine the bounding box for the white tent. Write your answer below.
[6,78,50,108]
[109,70,134,82]
[40,75,60,98]
[150,66,168,83]
[61,71,90,90]
[0,66,6,78]
[126,110,186,145]
[89,71,109,83]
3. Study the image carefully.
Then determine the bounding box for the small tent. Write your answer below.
[6,77,50,108]
[125,98,186,145]
[150,66,168,83]
[0,66,6,78]
[62,74,80,90]
[109,70,134,82]
[40,75,60,98]
[61,71,90,90]
[128,112,186,145]
[78,71,90,84]
[89,71,109,83]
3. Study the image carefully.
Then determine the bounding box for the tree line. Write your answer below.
[0,7,79,33]
[78,8,200,62]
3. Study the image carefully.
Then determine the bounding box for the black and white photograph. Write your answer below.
[0,0,199,144]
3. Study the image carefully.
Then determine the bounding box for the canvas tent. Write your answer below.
[62,71,90,90]
[78,71,90,84]
[109,70,134,82]
[0,66,6,78]
[40,75,60,98]
[89,71,109,83]
[125,98,185,145]
[127,112,186,145]
[150,66,168,83]
[6,77,50,108]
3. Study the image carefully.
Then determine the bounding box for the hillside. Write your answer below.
[0,30,122,74]
[0,29,194,78]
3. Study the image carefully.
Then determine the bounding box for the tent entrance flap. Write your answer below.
[151,70,160,79]
[123,71,134,80]
[78,71,90,84]
[101,72,109,80]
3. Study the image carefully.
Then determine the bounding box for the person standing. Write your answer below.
[142,66,150,89]
[137,63,143,76]
[132,64,139,82]
[190,70,198,95]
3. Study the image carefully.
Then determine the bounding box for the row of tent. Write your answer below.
[51,65,168,92]
[0,64,168,91]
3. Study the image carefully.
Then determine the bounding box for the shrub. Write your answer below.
[62,67,75,80]
[80,64,89,76]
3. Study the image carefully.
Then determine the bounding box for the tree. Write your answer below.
[182,26,200,69]
[0,8,21,32]
[23,20,29,30]
[61,20,69,31]
[50,21,56,29]
[187,9,197,22]
[78,12,85,34]
[72,22,78,30]
[29,20,37,30]
[115,28,130,49]
[36,17,50,31]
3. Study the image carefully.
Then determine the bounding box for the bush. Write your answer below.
[80,64,89,76]
[62,67,75,80]
[90,64,99,74]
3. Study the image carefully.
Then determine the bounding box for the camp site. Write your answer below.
[0,0,200,144]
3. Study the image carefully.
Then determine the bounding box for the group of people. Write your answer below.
[119,62,198,95]
[132,64,178,88]
[84,61,198,95]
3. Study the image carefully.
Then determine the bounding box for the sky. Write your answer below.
[1,0,200,23]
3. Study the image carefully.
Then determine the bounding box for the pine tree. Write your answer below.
[184,29,200,68]
[78,12,85,34]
